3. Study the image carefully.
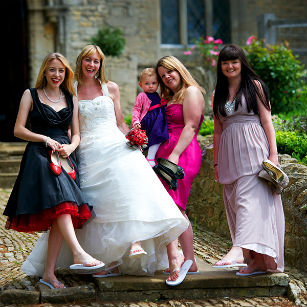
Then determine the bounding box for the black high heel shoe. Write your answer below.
[153,164,177,190]
[156,158,185,179]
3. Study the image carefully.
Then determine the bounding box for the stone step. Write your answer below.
[35,257,290,304]
[0,142,27,160]
[0,142,26,159]
[0,173,18,188]
[0,159,21,173]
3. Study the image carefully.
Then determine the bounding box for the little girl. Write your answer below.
[132,68,168,166]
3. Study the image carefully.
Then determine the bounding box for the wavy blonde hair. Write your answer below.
[156,56,205,102]
[35,53,75,95]
[75,45,108,85]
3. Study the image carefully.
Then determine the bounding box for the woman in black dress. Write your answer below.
[3,53,104,289]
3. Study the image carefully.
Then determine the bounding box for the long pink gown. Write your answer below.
[217,95,284,272]
[155,104,203,211]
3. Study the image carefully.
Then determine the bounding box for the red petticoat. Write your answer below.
[5,202,92,233]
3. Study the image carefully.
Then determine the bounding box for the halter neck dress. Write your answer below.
[3,88,91,232]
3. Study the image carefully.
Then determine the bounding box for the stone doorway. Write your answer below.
[0,0,29,141]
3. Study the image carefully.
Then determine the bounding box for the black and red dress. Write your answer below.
[3,88,92,232]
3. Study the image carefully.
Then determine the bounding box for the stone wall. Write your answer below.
[187,136,307,271]
[26,0,306,118]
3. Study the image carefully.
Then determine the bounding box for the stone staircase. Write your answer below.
[0,142,26,188]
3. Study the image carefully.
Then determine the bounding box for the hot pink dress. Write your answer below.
[155,104,203,211]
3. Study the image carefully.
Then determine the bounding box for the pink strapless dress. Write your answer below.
[155,104,203,211]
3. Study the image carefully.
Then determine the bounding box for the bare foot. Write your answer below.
[74,252,104,267]
[163,251,184,273]
[168,267,180,281]
[167,257,182,281]
[238,258,267,275]
[41,274,65,289]
[214,246,245,266]
[189,259,198,273]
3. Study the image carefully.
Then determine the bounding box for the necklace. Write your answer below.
[43,88,63,103]
[225,97,236,115]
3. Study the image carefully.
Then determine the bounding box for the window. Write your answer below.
[187,0,206,44]
[161,0,180,44]
[160,0,230,46]
[212,0,231,43]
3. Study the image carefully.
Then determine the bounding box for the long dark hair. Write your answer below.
[213,44,270,119]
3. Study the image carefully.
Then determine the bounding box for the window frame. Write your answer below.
[160,0,211,48]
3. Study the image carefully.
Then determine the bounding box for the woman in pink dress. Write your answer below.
[155,56,205,285]
[213,44,284,276]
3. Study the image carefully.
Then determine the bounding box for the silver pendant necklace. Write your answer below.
[225,97,236,115]
[43,88,63,103]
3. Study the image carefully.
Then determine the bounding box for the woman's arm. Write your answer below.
[256,83,279,166]
[108,81,130,134]
[59,96,81,158]
[14,89,61,151]
[213,97,223,181]
[168,86,204,165]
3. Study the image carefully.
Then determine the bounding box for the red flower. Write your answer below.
[160,98,167,106]
[126,128,148,148]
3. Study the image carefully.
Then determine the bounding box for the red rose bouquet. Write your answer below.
[126,128,148,149]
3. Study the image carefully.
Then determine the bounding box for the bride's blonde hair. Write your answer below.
[75,45,108,85]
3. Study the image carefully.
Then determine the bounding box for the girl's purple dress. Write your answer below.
[155,104,203,211]
[140,92,168,147]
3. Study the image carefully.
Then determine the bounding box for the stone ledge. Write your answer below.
[39,284,96,304]
[0,289,39,305]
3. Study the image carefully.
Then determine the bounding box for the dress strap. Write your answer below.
[101,83,109,97]
[73,81,78,97]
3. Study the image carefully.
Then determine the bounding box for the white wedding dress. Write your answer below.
[21,83,188,276]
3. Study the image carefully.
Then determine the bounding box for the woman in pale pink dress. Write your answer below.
[155,56,205,285]
[213,44,284,276]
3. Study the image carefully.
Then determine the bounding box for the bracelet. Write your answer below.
[45,137,50,147]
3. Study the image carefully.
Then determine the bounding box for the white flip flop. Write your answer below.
[165,259,193,286]
[69,262,105,274]
[212,262,247,268]
[236,271,266,277]
[39,279,66,289]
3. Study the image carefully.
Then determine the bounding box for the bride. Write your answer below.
[22,45,188,277]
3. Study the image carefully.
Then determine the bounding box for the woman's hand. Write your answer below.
[167,152,180,165]
[58,144,74,158]
[46,138,63,152]
[214,165,219,182]
[268,154,279,167]
[133,123,141,130]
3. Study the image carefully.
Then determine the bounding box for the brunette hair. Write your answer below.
[213,44,270,118]
[35,53,75,95]
[156,56,205,102]
[75,45,108,85]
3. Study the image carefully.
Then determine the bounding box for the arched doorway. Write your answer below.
[0,0,29,141]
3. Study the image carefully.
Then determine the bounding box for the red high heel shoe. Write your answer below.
[60,156,76,180]
[48,149,61,175]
